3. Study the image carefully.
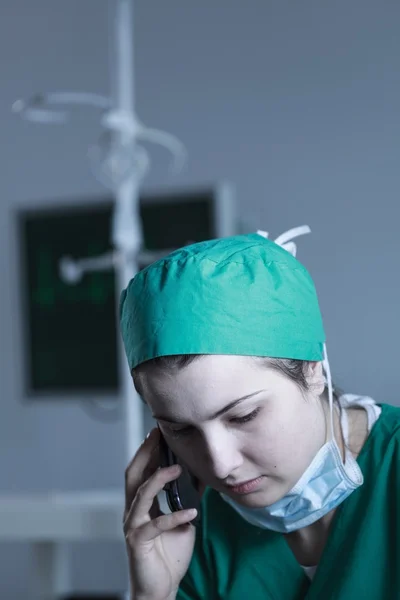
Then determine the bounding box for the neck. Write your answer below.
[283,405,342,564]
[284,507,337,565]
[284,401,368,566]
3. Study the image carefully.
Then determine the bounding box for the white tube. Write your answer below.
[112,0,145,461]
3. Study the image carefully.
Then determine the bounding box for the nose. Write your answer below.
[202,430,243,481]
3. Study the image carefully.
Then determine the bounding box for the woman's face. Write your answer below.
[142,355,327,507]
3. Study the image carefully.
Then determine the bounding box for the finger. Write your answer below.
[124,464,182,531]
[123,459,162,525]
[123,487,162,529]
[124,427,160,513]
[123,450,160,525]
[149,494,162,521]
[127,508,198,544]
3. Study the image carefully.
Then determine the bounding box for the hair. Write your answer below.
[132,354,341,402]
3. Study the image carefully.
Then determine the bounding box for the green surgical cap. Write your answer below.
[119,232,325,370]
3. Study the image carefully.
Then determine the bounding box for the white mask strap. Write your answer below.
[257,225,311,257]
[322,343,335,439]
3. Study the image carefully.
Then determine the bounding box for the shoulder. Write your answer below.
[197,487,278,553]
[358,403,400,479]
[199,486,247,537]
[374,403,400,443]
[179,489,306,599]
[178,490,265,598]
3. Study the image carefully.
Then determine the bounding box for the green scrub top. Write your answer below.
[177,403,400,599]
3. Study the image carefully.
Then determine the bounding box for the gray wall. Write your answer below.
[1,0,400,597]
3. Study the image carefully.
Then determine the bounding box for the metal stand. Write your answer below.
[12,5,186,596]
[13,0,186,460]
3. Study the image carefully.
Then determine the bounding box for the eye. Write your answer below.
[165,425,194,439]
[230,408,261,425]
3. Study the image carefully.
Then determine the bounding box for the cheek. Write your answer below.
[246,410,307,471]
[262,411,324,481]
[247,429,291,470]
[165,435,201,471]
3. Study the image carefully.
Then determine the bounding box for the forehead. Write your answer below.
[141,355,287,421]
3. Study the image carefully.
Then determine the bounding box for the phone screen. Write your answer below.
[158,428,202,527]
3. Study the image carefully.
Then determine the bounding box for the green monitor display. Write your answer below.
[18,186,235,396]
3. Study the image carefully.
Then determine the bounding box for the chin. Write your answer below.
[227,485,285,509]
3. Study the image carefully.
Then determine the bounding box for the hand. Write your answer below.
[123,428,197,600]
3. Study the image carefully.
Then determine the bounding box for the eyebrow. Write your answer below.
[153,390,266,425]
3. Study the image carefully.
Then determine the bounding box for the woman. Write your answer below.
[120,228,400,600]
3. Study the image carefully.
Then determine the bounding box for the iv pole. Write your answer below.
[12,0,186,460]
[111,0,144,461]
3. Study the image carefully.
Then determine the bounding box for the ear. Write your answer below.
[307,361,325,396]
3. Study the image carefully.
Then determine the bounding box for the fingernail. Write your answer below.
[145,428,157,441]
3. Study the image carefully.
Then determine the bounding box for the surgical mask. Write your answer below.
[220,345,364,534]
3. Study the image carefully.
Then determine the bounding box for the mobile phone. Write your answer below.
[158,428,202,527]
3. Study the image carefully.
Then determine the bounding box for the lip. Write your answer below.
[225,476,265,495]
